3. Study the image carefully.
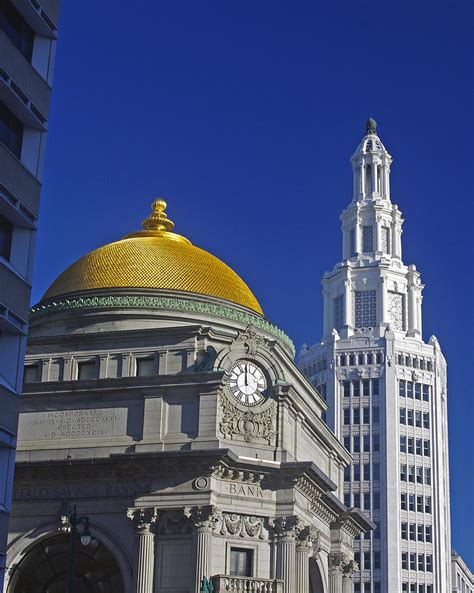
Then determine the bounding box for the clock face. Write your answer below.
[228,361,268,406]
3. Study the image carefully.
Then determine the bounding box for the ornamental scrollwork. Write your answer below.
[235,325,267,356]
[183,505,221,533]
[219,394,277,444]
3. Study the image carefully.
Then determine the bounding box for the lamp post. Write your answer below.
[67,505,92,593]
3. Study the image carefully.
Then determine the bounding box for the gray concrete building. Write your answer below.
[5,199,372,592]
[0,0,60,586]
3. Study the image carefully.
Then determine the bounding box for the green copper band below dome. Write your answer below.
[30,294,295,355]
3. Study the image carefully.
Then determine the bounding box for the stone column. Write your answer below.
[380,275,387,325]
[185,505,221,593]
[328,554,344,593]
[127,508,158,593]
[343,279,352,332]
[341,559,357,593]
[296,526,319,593]
[271,516,298,593]
[375,216,382,252]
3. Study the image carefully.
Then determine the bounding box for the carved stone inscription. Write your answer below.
[19,407,128,440]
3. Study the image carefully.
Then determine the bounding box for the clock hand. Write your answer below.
[244,364,248,386]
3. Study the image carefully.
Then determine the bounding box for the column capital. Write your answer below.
[329,552,350,574]
[269,515,300,541]
[342,558,358,576]
[127,507,158,535]
[296,524,320,554]
[183,505,221,533]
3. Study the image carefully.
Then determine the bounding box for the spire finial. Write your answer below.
[142,198,175,232]
[366,117,377,135]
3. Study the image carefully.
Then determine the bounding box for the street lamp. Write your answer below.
[67,505,92,593]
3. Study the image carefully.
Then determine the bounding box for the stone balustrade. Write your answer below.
[212,575,284,593]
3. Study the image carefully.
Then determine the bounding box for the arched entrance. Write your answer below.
[7,533,124,593]
[309,556,326,593]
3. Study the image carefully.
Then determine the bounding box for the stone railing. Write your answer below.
[212,575,284,593]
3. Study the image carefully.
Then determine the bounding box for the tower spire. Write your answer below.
[366,117,377,135]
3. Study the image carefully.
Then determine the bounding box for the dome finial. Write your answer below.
[366,117,377,135]
[142,198,175,232]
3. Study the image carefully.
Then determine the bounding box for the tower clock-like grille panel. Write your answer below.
[334,294,344,330]
[388,292,405,331]
[354,290,377,328]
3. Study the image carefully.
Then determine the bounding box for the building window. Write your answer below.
[426,555,432,572]
[415,383,421,400]
[418,554,424,571]
[400,408,406,424]
[400,464,407,481]
[424,468,431,485]
[136,357,155,377]
[415,411,422,428]
[363,435,370,452]
[353,435,360,453]
[409,494,415,512]
[343,436,350,451]
[401,522,408,539]
[417,495,423,513]
[353,408,360,424]
[415,438,422,455]
[0,100,23,157]
[342,381,350,397]
[423,412,430,429]
[409,524,416,541]
[381,226,391,253]
[425,496,431,514]
[23,364,39,383]
[353,493,360,508]
[424,440,430,457]
[372,406,380,424]
[363,492,370,510]
[407,381,413,398]
[349,354,356,366]
[362,379,370,396]
[353,381,360,397]
[334,295,344,330]
[0,0,34,61]
[374,552,381,570]
[400,435,406,453]
[373,463,380,481]
[363,552,371,570]
[354,290,377,329]
[229,548,253,577]
[425,525,432,542]
[399,380,406,397]
[344,466,350,481]
[372,434,380,452]
[363,463,370,481]
[401,493,407,510]
[344,493,350,507]
[353,463,360,481]
[372,378,379,396]
[408,438,414,454]
[410,553,416,571]
[422,384,430,401]
[363,407,370,424]
[402,552,408,570]
[0,214,13,261]
[77,361,96,381]
[416,467,423,484]
[343,409,350,425]
[362,225,374,252]
[388,292,405,331]
[407,409,414,426]
[417,524,424,541]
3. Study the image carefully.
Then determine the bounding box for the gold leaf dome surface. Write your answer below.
[42,199,263,315]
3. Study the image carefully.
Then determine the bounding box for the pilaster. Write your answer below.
[270,516,298,593]
[184,505,221,593]
[127,507,158,593]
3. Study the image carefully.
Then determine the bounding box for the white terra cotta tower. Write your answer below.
[299,119,451,593]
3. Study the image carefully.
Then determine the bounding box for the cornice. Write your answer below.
[30,294,295,355]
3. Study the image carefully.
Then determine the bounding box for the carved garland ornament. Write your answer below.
[220,513,265,539]
[219,394,277,444]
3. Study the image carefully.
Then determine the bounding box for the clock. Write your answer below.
[228,360,268,406]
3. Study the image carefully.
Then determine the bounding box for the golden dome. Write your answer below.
[42,199,263,315]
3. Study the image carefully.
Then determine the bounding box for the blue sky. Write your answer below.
[34,1,473,565]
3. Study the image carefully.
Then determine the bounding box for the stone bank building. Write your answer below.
[4,200,372,592]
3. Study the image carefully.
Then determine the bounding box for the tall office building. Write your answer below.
[0,0,60,585]
[299,120,452,592]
